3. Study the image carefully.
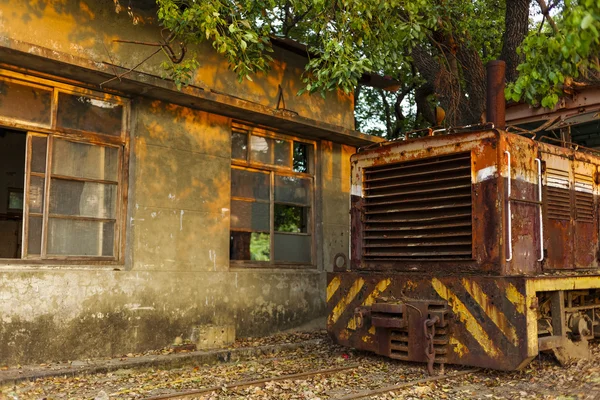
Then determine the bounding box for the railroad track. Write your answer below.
[143,364,360,399]
[142,364,479,400]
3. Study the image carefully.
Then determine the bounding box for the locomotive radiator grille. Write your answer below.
[362,152,473,261]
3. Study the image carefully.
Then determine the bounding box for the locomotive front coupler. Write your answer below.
[352,299,450,375]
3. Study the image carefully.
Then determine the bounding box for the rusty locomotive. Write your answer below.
[327,63,600,372]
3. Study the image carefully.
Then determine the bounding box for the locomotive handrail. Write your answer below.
[536,158,544,262]
[505,150,512,262]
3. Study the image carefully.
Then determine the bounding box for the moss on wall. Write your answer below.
[0,268,325,364]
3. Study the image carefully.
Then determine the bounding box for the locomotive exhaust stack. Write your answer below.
[328,63,600,373]
[486,60,506,130]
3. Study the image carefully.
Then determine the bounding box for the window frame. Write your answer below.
[230,122,317,269]
[0,69,130,265]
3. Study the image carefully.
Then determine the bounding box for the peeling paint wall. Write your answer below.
[0,94,353,365]
[0,0,354,129]
[0,1,356,365]
[0,268,325,363]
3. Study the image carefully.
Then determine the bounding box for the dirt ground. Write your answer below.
[2,331,600,400]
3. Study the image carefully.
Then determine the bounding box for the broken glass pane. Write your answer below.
[274,233,311,263]
[274,204,308,233]
[52,139,118,181]
[47,218,115,257]
[230,200,270,232]
[231,131,248,160]
[57,93,123,136]
[274,175,311,205]
[230,231,270,261]
[50,179,117,219]
[231,168,270,201]
[274,139,291,168]
[0,79,51,126]
[293,142,312,173]
[250,135,273,164]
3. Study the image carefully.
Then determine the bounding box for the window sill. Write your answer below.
[0,258,123,268]
[229,261,318,271]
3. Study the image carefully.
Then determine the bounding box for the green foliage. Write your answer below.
[356,0,505,136]
[506,0,600,109]
[154,0,436,94]
[250,233,270,261]
[156,0,275,85]
[160,57,199,90]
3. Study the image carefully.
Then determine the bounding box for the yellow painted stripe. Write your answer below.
[462,279,519,346]
[449,336,469,357]
[362,278,391,307]
[347,278,391,330]
[327,276,342,302]
[347,317,357,330]
[504,283,526,315]
[328,278,365,326]
[432,278,501,358]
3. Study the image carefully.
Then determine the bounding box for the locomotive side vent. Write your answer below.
[546,167,571,220]
[362,152,473,261]
[575,173,594,223]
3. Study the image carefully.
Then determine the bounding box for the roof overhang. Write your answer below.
[506,86,600,126]
[0,36,384,147]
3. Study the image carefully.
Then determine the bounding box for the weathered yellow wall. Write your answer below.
[0,0,354,129]
[131,99,232,271]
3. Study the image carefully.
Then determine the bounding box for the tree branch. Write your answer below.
[535,0,559,33]
[379,89,393,138]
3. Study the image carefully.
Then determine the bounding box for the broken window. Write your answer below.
[0,71,128,262]
[229,122,315,266]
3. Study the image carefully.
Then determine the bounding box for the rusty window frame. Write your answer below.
[0,69,130,265]
[230,122,316,268]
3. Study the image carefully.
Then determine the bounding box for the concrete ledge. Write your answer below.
[0,339,323,387]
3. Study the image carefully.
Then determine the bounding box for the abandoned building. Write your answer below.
[0,1,393,364]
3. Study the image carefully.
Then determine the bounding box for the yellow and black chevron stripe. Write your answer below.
[327,273,529,370]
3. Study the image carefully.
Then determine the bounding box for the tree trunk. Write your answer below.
[500,0,531,83]
[455,44,486,124]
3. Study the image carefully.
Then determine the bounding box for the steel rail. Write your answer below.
[336,368,480,400]
[142,363,360,400]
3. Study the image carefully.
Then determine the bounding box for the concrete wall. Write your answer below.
[0,95,354,364]
[0,0,354,130]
